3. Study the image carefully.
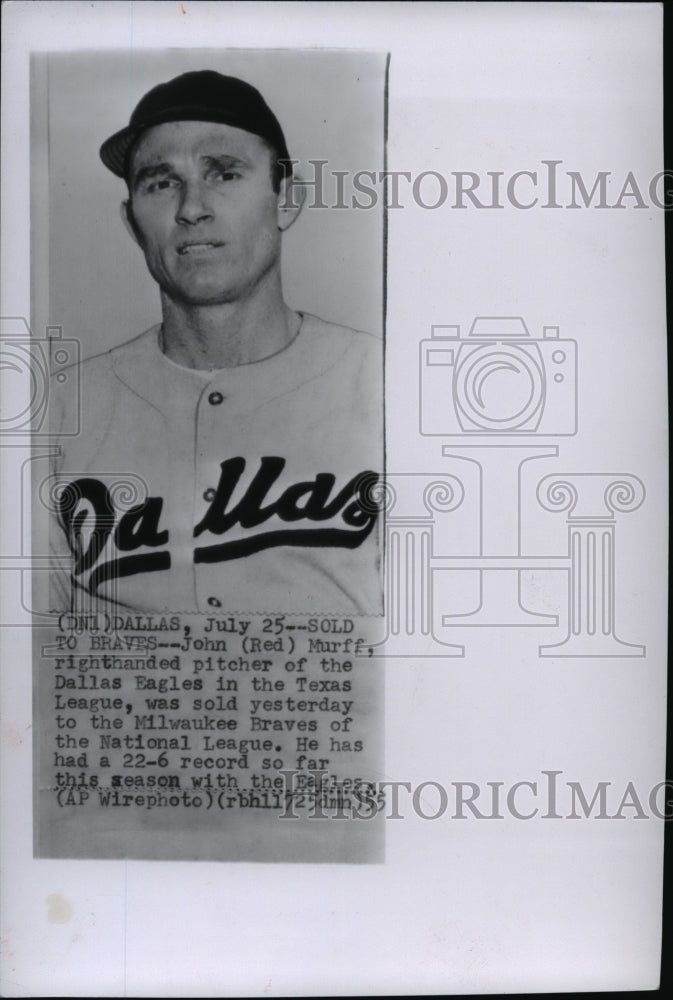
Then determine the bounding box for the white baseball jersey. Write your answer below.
[48,313,383,615]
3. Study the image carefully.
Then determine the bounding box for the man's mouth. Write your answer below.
[176,242,225,256]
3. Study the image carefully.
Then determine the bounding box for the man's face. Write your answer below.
[125,120,287,307]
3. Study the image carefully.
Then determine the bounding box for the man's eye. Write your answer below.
[146,178,179,193]
[210,169,240,182]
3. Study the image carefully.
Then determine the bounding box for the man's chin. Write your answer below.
[165,284,241,308]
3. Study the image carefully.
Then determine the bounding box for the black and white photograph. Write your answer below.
[0,1,668,995]
[34,49,385,617]
[28,47,386,866]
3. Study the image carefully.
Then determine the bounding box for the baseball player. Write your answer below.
[49,70,383,615]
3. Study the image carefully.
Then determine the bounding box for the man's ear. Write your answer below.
[121,200,143,246]
[277,174,305,232]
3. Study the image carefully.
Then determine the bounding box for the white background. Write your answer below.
[1,2,667,995]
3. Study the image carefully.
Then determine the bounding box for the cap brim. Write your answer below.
[99,105,289,179]
[99,125,140,178]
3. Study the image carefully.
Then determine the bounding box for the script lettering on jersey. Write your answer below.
[193,457,379,562]
[57,461,380,595]
[57,478,171,594]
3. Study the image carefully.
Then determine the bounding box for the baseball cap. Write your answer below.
[99,69,291,178]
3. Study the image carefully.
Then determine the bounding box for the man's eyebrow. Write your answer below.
[131,155,251,190]
[132,162,175,191]
[201,154,250,170]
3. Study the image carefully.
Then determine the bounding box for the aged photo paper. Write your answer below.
[1,1,668,995]
[31,46,386,864]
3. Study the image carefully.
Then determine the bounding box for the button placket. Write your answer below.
[196,380,229,612]
[199,384,226,508]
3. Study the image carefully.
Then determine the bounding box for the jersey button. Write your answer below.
[203,488,217,502]
[208,391,224,405]
[207,596,222,608]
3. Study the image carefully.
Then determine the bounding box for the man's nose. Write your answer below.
[175,179,214,225]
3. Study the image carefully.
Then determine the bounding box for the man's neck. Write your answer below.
[159,286,301,370]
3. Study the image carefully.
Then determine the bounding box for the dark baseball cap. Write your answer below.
[99,69,291,178]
